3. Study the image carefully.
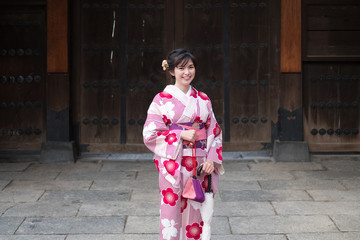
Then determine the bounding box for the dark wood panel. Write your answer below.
[125,0,166,144]
[228,0,280,147]
[79,0,123,144]
[306,31,360,58]
[303,0,360,60]
[303,62,360,151]
[0,7,46,150]
[307,4,360,31]
[182,1,225,134]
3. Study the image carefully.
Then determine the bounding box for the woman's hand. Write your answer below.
[180,129,197,143]
[201,159,215,174]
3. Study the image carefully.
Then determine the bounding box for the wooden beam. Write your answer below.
[47,0,68,72]
[281,0,301,72]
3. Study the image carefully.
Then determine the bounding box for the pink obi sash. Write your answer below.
[169,122,207,148]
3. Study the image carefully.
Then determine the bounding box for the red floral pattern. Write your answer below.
[181,156,197,172]
[159,92,172,99]
[186,222,203,239]
[205,116,211,129]
[164,160,179,176]
[190,88,198,98]
[213,123,221,137]
[157,130,170,137]
[216,146,223,161]
[154,159,160,172]
[194,116,203,123]
[181,196,188,213]
[198,91,210,101]
[201,175,209,190]
[162,188,179,206]
[165,132,178,145]
[162,115,171,125]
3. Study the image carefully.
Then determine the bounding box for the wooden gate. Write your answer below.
[302,0,360,152]
[0,5,46,151]
[72,0,280,153]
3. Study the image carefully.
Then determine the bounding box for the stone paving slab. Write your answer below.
[0,203,15,214]
[214,201,275,216]
[39,190,131,203]
[2,202,80,217]
[135,171,159,181]
[0,163,32,172]
[0,191,44,203]
[212,235,287,240]
[259,179,347,190]
[221,162,250,171]
[78,201,159,216]
[221,171,294,181]
[0,217,24,234]
[4,180,93,191]
[66,234,158,240]
[124,216,231,235]
[124,216,158,233]
[219,180,261,191]
[0,180,11,190]
[310,155,360,162]
[25,162,102,173]
[229,216,337,234]
[331,215,360,231]
[319,159,360,171]
[307,190,360,201]
[212,216,232,235]
[248,162,324,171]
[101,161,156,172]
[292,170,360,180]
[0,236,66,240]
[57,171,136,181]
[273,201,360,215]
[17,216,126,234]
[340,179,360,190]
[130,189,159,201]
[287,232,360,240]
[220,190,312,202]
[91,179,159,191]
[0,172,60,181]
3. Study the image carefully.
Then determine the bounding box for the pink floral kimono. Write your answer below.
[143,85,224,240]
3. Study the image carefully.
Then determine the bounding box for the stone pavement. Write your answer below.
[0,154,360,240]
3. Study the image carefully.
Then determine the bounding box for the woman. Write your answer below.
[143,48,224,240]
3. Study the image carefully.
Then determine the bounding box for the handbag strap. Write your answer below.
[192,143,197,177]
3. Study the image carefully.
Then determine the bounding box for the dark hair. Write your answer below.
[167,48,197,79]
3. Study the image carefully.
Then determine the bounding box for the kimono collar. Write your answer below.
[163,85,198,120]
[163,85,192,106]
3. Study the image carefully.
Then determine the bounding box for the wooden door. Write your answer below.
[181,0,280,151]
[73,0,280,153]
[302,0,360,151]
[74,0,169,152]
[0,5,46,151]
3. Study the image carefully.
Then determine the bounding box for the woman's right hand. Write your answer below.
[180,129,197,143]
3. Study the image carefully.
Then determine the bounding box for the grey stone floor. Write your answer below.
[0,154,360,239]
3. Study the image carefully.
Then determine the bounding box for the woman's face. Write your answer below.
[171,59,196,90]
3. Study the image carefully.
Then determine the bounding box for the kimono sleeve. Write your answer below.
[143,94,183,159]
[205,99,224,173]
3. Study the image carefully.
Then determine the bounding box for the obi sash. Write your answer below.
[169,122,207,149]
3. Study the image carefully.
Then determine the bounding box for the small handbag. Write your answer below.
[182,144,205,203]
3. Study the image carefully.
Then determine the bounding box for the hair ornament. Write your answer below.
[162,60,169,71]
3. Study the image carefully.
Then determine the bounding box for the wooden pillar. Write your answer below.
[278,0,303,142]
[41,0,73,162]
[46,0,69,141]
[281,0,301,73]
